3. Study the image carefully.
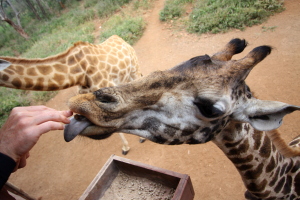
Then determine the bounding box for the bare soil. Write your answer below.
[101,171,175,200]
[9,0,300,199]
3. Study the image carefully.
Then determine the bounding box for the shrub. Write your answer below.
[187,0,284,34]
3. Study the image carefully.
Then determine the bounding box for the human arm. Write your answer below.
[0,106,73,189]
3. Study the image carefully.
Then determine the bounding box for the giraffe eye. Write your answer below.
[94,91,117,103]
[194,98,225,118]
[98,94,117,103]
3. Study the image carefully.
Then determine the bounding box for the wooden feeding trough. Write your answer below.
[79,155,195,200]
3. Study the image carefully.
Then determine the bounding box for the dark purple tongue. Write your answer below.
[64,115,92,142]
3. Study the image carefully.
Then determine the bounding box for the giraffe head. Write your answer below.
[64,38,300,144]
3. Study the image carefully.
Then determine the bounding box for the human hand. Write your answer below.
[0,106,73,171]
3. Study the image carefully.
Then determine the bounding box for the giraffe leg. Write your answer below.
[118,133,130,155]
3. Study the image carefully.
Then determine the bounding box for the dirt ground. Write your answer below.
[8,0,300,199]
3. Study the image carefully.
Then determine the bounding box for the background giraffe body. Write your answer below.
[0,35,141,155]
[65,39,300,199]
[0,35,141,94]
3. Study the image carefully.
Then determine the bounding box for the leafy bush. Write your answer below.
[159,0,284,34]
[159,0,194,21]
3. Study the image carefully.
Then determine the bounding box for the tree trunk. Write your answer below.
[0,0,30,39]
[2,17,30,39]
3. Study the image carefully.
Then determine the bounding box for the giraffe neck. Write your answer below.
[0,52,85,91]
[213,122,300,199]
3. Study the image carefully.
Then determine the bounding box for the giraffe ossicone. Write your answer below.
[0,35,141,155]
[65,38,300,199]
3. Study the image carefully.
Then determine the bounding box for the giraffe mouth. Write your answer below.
[64,115,93,142]
[64,114,116,142]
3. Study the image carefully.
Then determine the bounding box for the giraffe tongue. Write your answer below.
[64,115,93,142]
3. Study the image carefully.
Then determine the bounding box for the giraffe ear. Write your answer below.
[234,99,300,131]
[0,59,11,71]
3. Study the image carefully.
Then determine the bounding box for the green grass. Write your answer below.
[160,0,194,21]
[100,15,146,45]
[160,0,284,34]
[0,88,57,126]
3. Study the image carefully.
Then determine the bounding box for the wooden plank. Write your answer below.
[80,155,119,200]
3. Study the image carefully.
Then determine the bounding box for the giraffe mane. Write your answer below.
[266,129,300,158]
[0,41,89,64]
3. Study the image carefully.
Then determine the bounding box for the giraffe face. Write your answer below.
[64,39,300,144]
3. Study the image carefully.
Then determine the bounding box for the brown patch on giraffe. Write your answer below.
[82,47,92,54]
[117,51,125,60]
[103,64,111,73]
[253,130,263,150]
[86,55,98,67]
[230,155,253,165]
[101,80,108,87]
[269,167,281,187]
[47,82,60,90]
[259,135,271,158]
[228,139,249,155]
[224,139,243,148]
[69,76,76,86]
[124,58,130,66]
[53,74,65,85]
[98,55,108,62]
[27,67,38,76]
[236,164,253,171]
[281,175,292,194]
[266,156,275,173]
[70,66,82,74]
[80,60,88,71]
[87,66,97,75]
[111,66,119,74]
[280,163,288,177]
[24,77,34,89]
[15,66,24,75]
[2,74,9,81]
[244,163,264,179]
[76,74,85,84]
[4,69,14,75]
[109,74,118,81]
[103,46,111,53]
[53,64,68,73]
[37,65,53,75]
[67,55,77,66]
[247,179,268,193]
[274,176,286,193]
[12,77,22,88]
[33,78,45,90]
[74,50,85,62]
[102,71,108,80]
[92,72,102,82]
[107,55,118,65]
